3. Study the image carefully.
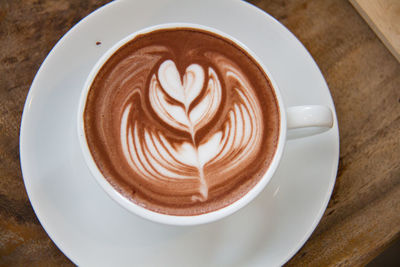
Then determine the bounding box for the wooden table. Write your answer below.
[1,0,399,265]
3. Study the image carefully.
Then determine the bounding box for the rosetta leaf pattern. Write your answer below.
[121,59,261,201]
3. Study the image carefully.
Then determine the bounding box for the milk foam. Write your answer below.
[120,59,262,201]
[84,28,279,215]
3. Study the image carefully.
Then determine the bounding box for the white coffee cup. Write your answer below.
[77,23,333,226]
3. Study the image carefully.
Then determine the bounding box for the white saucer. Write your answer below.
[20,0,339,266]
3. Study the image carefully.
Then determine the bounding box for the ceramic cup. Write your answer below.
[77,23,333,226]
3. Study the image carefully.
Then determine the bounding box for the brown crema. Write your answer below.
[84,28,280,216]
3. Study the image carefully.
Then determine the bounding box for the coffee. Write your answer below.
[84,28,280,216]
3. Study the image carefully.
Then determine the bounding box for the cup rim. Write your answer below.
[77,22,287,226]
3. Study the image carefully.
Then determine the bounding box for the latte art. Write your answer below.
[84,29,279,215]
[121,57,263,202]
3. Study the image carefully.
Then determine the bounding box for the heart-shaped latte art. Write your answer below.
[121,58,263,201]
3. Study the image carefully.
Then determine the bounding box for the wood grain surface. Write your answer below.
[1,0,399,266]
[349,0,400,62]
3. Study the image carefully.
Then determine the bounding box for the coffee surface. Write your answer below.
[84,28,280,215]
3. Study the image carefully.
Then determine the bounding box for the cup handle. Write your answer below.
[287,105,333,131]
